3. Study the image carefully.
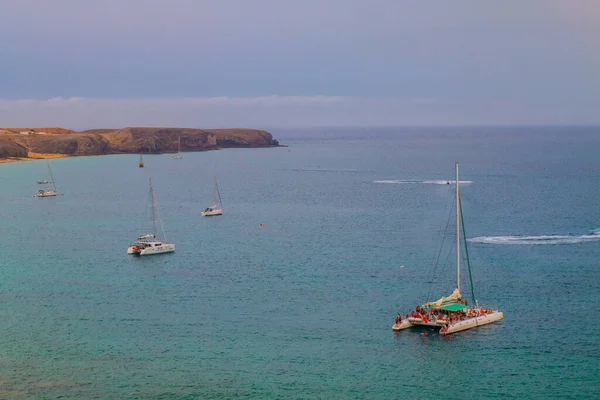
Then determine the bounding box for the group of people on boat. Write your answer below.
[394,299,495,328]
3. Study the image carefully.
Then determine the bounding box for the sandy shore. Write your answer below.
[0,152,68,164]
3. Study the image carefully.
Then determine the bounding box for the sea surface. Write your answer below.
[0,127,598,399]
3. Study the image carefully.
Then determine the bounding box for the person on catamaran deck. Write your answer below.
[395,314,402,324]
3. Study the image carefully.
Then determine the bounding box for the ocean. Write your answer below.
[0,126,598,399]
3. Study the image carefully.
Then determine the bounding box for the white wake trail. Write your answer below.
[374,179,474,185]
[468,231,600,245]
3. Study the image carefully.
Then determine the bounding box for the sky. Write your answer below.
[0,0,599,129]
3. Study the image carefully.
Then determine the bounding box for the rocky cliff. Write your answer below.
[0,137,28,158]
[0,127,280,160]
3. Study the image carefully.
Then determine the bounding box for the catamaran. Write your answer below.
[127,178,175,256]
[201,176,224,216]
[392,163,503,335]
[34,160,57,197]
[173,137,183,159]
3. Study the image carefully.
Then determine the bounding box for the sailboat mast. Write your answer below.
[47,160,56,192]
[213,177,220,206]
[149,178,157,238]
[455,162,460,293]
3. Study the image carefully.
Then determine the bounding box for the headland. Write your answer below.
[0,127,280,163]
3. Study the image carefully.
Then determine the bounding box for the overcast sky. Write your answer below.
[1,0,598,129]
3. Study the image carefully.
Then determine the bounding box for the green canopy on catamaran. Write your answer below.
[440,303,468,311]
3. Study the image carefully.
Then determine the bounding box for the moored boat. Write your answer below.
[172,137,183,159]
[127,178,175,256]
[201,176,224,216]
[34,160,58,198]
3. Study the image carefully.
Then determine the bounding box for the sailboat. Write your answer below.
[139,153,144,168]
[127,177,175,256]
[201,177,224,216]
[34,160,57,197]
[172,137,183,159]
[392,163,503,335]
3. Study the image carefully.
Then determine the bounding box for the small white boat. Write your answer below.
[139,153,144,168]
[201,177,223,216]
[392,163,503,335]
[34,160,58,198]
[172,137,183,159]
[127,178,175,256]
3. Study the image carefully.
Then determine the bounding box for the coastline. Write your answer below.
[0,126,281,165]
[0,152,68,164]
[0,146,283,165]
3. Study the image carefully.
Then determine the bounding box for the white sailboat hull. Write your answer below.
[35,190,57,197]
[201,208,223,216]
[443,311,504,335]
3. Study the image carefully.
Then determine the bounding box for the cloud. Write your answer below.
[0,96,379,129]
[0,95,597,130]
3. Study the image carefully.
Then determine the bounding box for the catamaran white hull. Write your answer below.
[392,320,414,331]
[442,312,504,335]
[127,245,139,255]
[392,317,447,331]
[201,209,223,216]
[127,243,175,256]
[139,244,175,256]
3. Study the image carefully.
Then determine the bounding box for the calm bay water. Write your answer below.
[0,127,598,399]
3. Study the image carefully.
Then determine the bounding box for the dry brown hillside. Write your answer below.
[0,127,280,160]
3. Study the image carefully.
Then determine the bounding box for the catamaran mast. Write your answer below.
[456,162,460,293]
[149,178,157,238]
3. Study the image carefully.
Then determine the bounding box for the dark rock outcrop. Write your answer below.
[0,137,28,158]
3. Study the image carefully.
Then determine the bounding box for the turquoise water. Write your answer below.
[0,127,599,399]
